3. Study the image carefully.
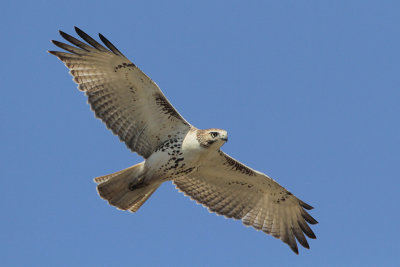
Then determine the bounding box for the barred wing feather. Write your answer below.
[49,27,191,158]
[174,151,317,254]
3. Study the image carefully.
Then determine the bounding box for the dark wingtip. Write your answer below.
[74,27,86,39]
[293,228,310,249]
[300,200,314,210]
[98,33,109,45]
[291,246,299,255]
[74,26,82,34]
[47,50,64,60]
[301,209,318,225]
[59,30,68,38]
[58,30,71,41]
[98,32,125,56]
[306,214,318,225]
[74,26,86,39]
[73,26,108,52]
[309,232,317,239]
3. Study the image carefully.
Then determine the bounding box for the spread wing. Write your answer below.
[173,151,317,254]
[49,27,191,158]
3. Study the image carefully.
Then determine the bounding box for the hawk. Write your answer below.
[49,27,317,254]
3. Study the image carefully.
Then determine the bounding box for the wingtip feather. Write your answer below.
[98,32,124,56]
[73,26,108,52]
[302,209,318,225]
[289,242,299,254]
[299,200,314,210]
[48,50,61,56]
[74,26,82,34]
[292,226,310,249]
[59,30,69,39]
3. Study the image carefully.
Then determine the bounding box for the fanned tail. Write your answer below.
[94,162,160,212]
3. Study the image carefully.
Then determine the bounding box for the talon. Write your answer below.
[128,177,146,191]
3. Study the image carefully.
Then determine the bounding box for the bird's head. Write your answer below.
[196,128,228,150]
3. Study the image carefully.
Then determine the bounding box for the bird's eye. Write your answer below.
[210,132,219,138]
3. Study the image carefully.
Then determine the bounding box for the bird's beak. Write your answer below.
[222,137,228,142]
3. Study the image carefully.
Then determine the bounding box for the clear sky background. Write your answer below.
[2,1,399,266]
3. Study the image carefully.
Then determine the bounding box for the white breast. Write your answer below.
[181,130,205,163]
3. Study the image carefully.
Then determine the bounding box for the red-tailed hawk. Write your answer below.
[49,27,317,254]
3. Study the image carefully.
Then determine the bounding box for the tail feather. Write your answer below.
[94,162,160,212]
[128,186,158,212]
[94,164,139,184]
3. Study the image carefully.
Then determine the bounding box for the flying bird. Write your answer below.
[49,27,317,254]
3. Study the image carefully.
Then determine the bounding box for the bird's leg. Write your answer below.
[128,174,147,191]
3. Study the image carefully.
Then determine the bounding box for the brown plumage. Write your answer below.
[49,27,317,254]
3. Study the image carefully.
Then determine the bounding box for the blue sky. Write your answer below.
[2,1,399,266]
